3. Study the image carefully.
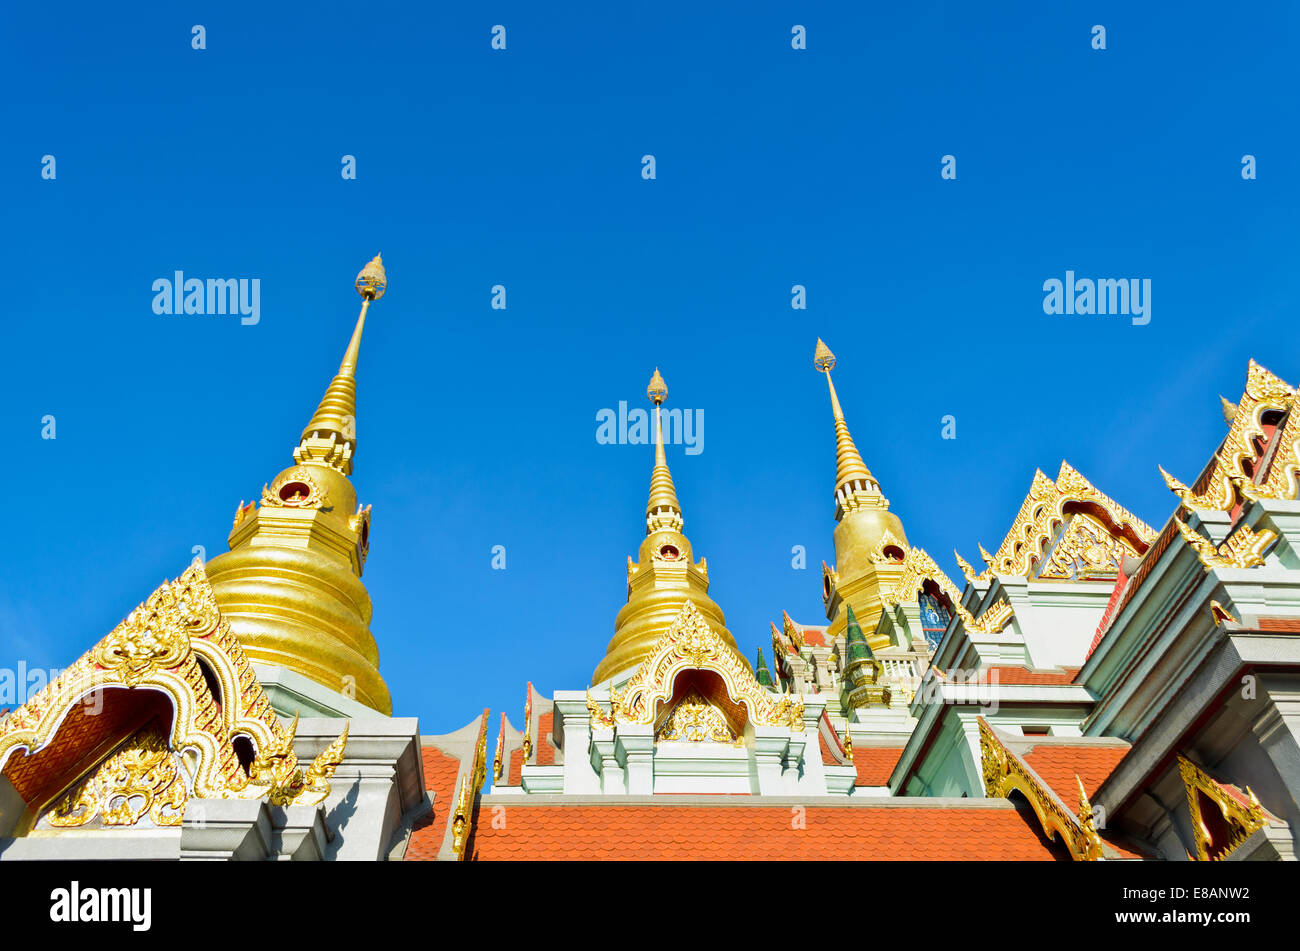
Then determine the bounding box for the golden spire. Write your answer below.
[815,338,883,518]
[592,367,739,685]
[206,255,392,716]
[645,368,683,533]
[294,255,387,476]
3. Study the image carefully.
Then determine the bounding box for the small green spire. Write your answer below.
[755,646,774,688]
[844,605,874,666]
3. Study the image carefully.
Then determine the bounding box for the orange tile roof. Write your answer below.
[854,747,905,786]
[801,627,828,647]
[974,666,1081,685]
[507,747,523,786]
[1019,743,1130,805]
[470,803,1061,860]
[405,745,465,861]
[535,711,556,765]
[1258,617,1300,632]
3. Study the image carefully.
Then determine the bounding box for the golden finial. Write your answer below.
[842,721,854,763]
[1220,395,1238,425]
[814,338,836,372]
[647,368,668,405]
[296,255,388,474]
[355,254,387,301]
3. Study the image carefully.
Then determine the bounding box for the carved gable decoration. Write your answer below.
[612,601,804,732]
[1178,754,1271,861]
[0,560,348,829]
[962,463,1154,583]
[1161,361,1298,512]
[881,546,1011,636]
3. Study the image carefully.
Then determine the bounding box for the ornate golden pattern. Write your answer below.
[869,529,908,565]
[978,718,1102,861]
[260,466,329,509]
[451,712,489,861]
[1040,511,1134,580]
[1174,361,1296,514]
[616,601,804,732]
[1178,754,1269,861]
[972,463,1154,582]
[656,689,741,745]
[45,725,187,829]
[1175,519,1276,571]
[1159,465,1235,513]
[0,560,346,823]
[880,546,1011,636]
[521,687,533,761]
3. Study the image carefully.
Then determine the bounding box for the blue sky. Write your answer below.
[1,2,1297,732]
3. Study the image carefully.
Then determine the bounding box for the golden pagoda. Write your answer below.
[591,369,741,684]
[205,255,393,714]
[814,338,910,651]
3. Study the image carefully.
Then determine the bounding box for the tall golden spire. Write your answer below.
[645,368,684,533]
[813,339,908,652]
[206,255,392,716]
[815,338,884,518]
[294,255,387,476]
[592,369,740,685]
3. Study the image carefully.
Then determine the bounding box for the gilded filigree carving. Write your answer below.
[1040,512,1133,580]
[1175,519,1276,571]
[975,463,1153,582]
[0,560,347,826]
[880,546,1010,636]
[978,718,1103,861]
[656,689,741,744]
[45,725,187,830]
[261,466,329,509]
[451,712,489,861]
[1178,754,1269,861]
[616,601,804,732]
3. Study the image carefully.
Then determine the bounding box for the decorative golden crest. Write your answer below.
[451,711,490,861]
[1039,512,1132,580]
[355,253,387,301]
[954,550,979,584]
[870,529,908,564]
[1159,465,1236,513]
[977,463,1154,581]
[656,689,740,745]
[0,560,312,812]
[261,466,328,509]
[1175,519,1276,571]
[586,689,615,729]
[978,718,1103,861]
[1178,754,1269,861]
[45,725,187,830]
[280,722,349,808]
[492,718,505,782]
[616,601,805,732]
[521,686,533,761]
[813,338,836,372]
[842,723,854,764]
[92,565,215,684]
[647,368,668,405]
[783,611,804,651]
[1209,600,1238,625]
[880,546,1011,637]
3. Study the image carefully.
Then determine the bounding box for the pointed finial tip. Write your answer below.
[814,338,836,372]
[355,254,387,301]
[647,367,668,405]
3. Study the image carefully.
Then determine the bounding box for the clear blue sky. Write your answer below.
[2,2,1297,732]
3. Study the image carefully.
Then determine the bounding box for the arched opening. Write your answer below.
[230,734,256,776]
[653,669,748,744]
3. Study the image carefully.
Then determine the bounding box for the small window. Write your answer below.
[1022,726,1051,736]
